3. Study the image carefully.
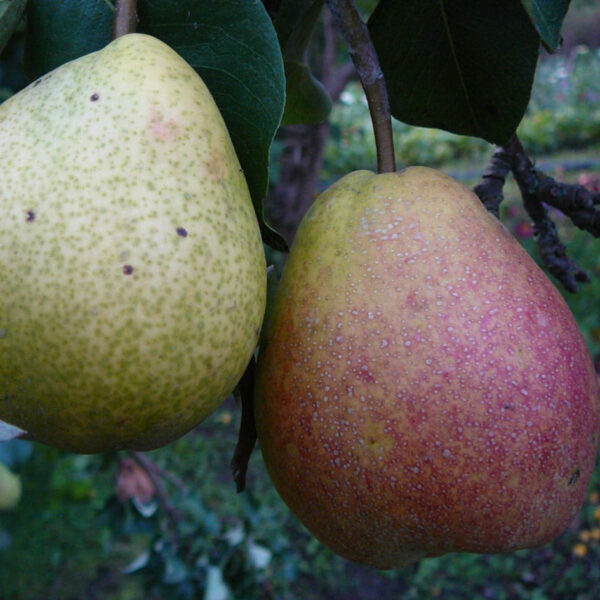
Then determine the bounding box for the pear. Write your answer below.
[0,34,266,453]
[255,167,600,569]
[0,462,21,511]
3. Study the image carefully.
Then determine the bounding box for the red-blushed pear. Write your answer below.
[254,167,600,569]
[0,34,266,453]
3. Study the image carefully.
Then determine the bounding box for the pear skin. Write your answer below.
[0,34,266,453]
[255,167,600,569]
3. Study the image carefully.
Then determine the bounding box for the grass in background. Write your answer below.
[3,384,600,600]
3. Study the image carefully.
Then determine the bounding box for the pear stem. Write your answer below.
[326,0,395,173]
[113,0,138,39]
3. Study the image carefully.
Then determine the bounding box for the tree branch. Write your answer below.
[475,135,599,293]
[509,135,591,293]
[473,145,513,218]
[535,174,600,237]
[113,0,138,39]
[328,61,357,102]
[326,0,395,173]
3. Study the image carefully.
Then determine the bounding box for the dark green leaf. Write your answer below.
[276,0,332,126]
[273,0,315,48]
[368,0,540,145]
[24,0,287,251]
[0,0,27,55]
[24,0,113,78]
[520,0,571,52]
[282,61,332,125]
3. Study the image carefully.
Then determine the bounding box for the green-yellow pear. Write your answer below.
[0,462,22,511]
[255,167,600,569]
[0,34,266,453]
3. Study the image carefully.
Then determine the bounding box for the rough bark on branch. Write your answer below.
[475,135,599,293]
[473,146,513,218]
[509,136,591,293]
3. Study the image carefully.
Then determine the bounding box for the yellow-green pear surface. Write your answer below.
[0,462,21,511]
[255,167,600,569]
[0,34,266,453]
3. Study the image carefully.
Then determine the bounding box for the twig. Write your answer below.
[535,174,600,236]
[329,62,358,102]
[473,145,513,218]
[113,0,138,39]
[475,134,599,292]
[509,135,590,293]
[326,0,395,173]
[231,358,258,493]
